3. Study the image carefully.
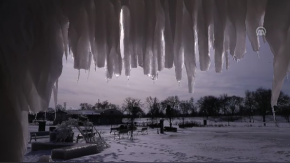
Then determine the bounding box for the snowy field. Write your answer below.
[25,118,290,162]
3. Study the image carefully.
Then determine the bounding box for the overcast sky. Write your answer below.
[49,38,290,111]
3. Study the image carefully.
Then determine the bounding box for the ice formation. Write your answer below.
[0,0,290,161]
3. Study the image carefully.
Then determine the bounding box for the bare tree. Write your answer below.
[80,103,93,110]
[278,106,290,122]
[179,98,195,125]
[253,88,271,126]
[95,100,109,110]
[244,90,256,122]
[225,96,243,125]
[228,96,243,115]
[219,94,230,116]
[161,96,180,128]
[276,92,290,122]
[197,96,220,119]
[146,96,161,124]
[122,97,143,140]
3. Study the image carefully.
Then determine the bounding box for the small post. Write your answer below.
[160,119,164,134]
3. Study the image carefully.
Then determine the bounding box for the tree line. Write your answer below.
[52,87,290,125]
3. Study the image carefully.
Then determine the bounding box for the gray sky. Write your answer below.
[49,38,290,111]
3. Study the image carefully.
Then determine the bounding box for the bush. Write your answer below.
[178,121,202,128]
[164,126,177,132]
[148,123,160,128]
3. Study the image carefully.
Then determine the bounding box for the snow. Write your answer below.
[25,118,290,162]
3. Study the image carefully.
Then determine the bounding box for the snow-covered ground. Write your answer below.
[25,118,290,162]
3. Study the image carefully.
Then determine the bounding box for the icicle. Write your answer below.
[228,0,247,60]
[121,6,132,77]
[264,0,290,107]
[163,0,174,69]
[143,1,155,76]
[60,15,69,60]
[128,2,137,68]
[213,0,227,73]
[246,0,267,52]
[183,0,197,93]
[126,76,130,87]
[173,0,184,82]
[53,79,58,109]
[155,0,165,72]
[87,68,90,80]
[271,106,279,127]
[198,0,212,71]
[75,7,91,70]
[94,0,107,68]
[224,28,230,70]
[77,70,80,82]
[256,51,260,58]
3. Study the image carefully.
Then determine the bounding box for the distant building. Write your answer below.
[66,109,123,125]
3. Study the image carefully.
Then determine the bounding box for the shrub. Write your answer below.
[178,121,202,128]
[148,123,159,128]
[53,118,78,142]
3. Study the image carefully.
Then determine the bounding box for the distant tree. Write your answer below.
[145,96,161,124]
[188,97,196,115]
[197,96,220,119]
[80,103,93,110]
[94,100,120,111]
[95,100,109,110]
[277,92,290,106]
[244,90,256,122]
[122,97,144,140]
[161,96,180,127]
[56,104,65,111]
[252,88,271,126]
[165,105,174,128]
[179,98,195,125]
[276,92,290,122]
[219,94,230,115]
[161,96,180,114]
[122,98,144,115]
[108,103,121,110]
[228,96,243,116]
[229,96,243,125]
[277,106,290,122]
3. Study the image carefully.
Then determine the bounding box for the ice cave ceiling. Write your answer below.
[0,0,289,114]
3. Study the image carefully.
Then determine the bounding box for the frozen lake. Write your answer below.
[25,120,290,162]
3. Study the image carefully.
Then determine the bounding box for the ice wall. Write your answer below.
[0,0,290,161]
